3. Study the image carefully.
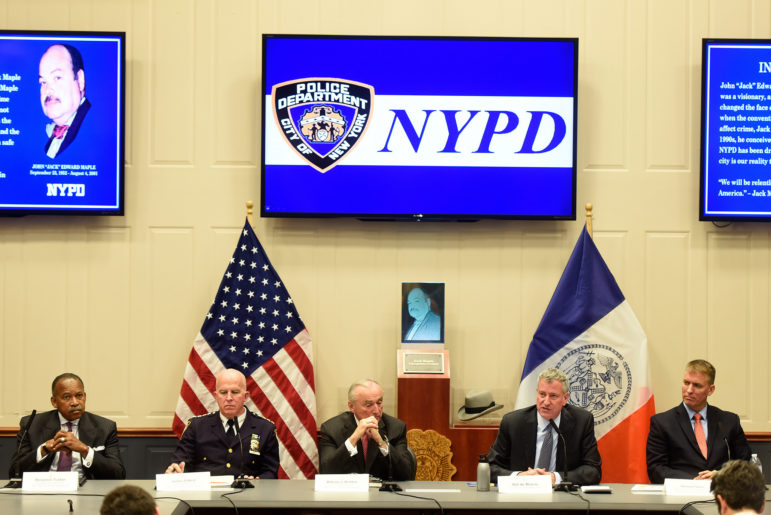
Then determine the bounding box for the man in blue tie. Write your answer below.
[487,368,601,486]
[646,359,752,483]
[8,372,125,479]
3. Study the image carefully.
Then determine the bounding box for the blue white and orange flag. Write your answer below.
[515,225,655,483]
[172,219,318,479]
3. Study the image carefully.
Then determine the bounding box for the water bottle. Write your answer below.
[750,453,763,474]
[476,454,490,491]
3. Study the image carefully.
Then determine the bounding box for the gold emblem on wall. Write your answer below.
[406,429,457,481]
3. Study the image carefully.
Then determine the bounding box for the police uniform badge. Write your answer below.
[249,434,261,455]
[272,77,374,172]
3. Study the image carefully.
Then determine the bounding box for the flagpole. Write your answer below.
[585,203,593,239]
[246,200,254,227]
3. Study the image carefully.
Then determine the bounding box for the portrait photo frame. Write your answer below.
[401,282,445,344]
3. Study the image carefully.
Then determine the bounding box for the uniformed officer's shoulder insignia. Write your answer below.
[181,412,216,436]
[248,409,276,426]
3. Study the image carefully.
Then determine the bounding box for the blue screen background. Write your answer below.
[0,33,123,213]
[262,36,577,218]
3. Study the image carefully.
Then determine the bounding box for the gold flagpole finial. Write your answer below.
[585,203,593,239]
[246,201,254,227]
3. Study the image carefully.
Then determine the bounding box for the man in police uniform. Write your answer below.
[165,369,279,479]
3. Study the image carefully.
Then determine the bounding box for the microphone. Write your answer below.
[5,409,37,489]
[230,417,254,489]
[548,419,577,492]
[378,433,402,492]
[717,421,731,461]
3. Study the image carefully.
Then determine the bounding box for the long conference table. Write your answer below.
[0,479,720,514]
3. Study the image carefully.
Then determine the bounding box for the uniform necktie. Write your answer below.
[361,435,369,461]
[53,125,69,139]
[56,422,73,471]
[694,413,708,458]
[536,426,553,471]
[227,419,237,446]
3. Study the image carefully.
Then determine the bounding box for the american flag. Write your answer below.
[172,219,319,479]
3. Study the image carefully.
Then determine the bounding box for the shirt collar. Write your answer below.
[683,402,708,421]
[220,410,247,427]
[536,410,562,431]
[57,412,79,427]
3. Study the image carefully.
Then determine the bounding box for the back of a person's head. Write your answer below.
[711,459,766,513]
[100,485,158,515]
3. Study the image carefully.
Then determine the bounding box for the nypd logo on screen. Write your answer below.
[270,77,573,173]
[272,78,373,172]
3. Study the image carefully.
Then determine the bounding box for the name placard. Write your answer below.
[664,478,712,496]
[403,352,445,374]
[156,472,211,491]
[314,474,369,492]
[22,471,78,492]
[497,474,553,494]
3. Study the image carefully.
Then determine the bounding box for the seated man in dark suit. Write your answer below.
[8,372,125,480]
[646,359,751,483]
[166,368,279,479]
[487,368,601,486]
[318,379,414,480]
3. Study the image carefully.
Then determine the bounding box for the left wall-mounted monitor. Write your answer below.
[0,31,125,216]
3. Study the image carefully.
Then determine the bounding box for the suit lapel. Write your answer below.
[676,405,704,458]
[77,412,95,445]
[556,407,573,470]
[43,411,62,436]
[214,413,230,448]
[524,408,538,468]
[706,405,719,458]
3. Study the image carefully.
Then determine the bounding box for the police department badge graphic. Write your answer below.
[271,78,374,172]
[555,344,632,426]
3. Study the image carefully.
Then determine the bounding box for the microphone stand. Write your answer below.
[5,409,37,489]
[718,421,731,461]
[230,417,254,489]
[378,435,402,492]
[549,419,577,492]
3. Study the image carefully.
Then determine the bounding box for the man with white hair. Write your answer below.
[166,368,279,479]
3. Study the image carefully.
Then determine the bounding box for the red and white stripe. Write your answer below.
[172,329,319,479]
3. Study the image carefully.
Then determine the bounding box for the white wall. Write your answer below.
[0,0,769,432]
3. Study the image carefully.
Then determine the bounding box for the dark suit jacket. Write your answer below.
[8,409,125,479]
[44,98,90,158]
[318,412,415,480]
[487,404,602,485]
[170,411,279,479]
[646,403,751,483]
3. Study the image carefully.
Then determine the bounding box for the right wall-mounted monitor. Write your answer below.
[700,38,771,221]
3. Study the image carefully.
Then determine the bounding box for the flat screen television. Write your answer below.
[700,38,771,221]
[261,35,578,221]
[0,30,125,216]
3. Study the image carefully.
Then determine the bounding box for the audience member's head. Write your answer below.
[711,459,766,514]
[100,484,160,515]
